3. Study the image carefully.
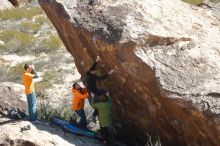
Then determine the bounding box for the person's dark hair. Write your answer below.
[90,68,97,72]
[24,64,29,70]
[72,83,78,88]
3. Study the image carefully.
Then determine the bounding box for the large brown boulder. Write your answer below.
[39,0,220,145]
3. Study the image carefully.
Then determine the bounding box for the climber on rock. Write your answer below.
[72,82,89,130]
[91,91,115,144]
[86,56,114,121]
[86,55,114,99]
[22,64,39,122]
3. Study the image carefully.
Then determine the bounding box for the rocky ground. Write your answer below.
[0,117,103,146]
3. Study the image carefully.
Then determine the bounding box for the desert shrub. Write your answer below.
[37,35,62,53]
[0,66,9,82]
[35,69,58,92]
[0,29,36,53]
[35,16,52,26]
[43,34,62,50]
[20,21,41,34]
[0,7,43,20]
[209,0,220,3]
[37,98,76,122]
[34,34,62,54]
[0,65,24,83]
[35,81,52,93]
[181,0,203,4]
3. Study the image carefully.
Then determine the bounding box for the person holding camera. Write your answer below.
[22,64,39,121]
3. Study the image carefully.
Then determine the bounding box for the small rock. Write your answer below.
[0,40,5,46]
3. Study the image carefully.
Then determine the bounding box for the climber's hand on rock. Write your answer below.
[96,56,101,62]
[91,92,95,98]
[106,91,110,97]
[108,69,114,75]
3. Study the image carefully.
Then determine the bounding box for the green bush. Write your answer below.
[35,34,62,53]
[20,21,41,34]
[35,69,58,92]
[35,81,52,93]
[0,65,24,83]
[35,16,52,26]
[0,29,36,53]
[209,0,220,3]
[44,35,62,50]
[38,98,76,122]
[0,66,10,82]
[0,7,43,20]
[182,0,203,4]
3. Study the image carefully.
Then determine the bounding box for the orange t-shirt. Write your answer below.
[72,88,89,111]
[22,71,35,95]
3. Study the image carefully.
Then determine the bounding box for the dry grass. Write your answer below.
[0,65,24,83]
[0,7,43,20]
[35,16,52,25]
[0,29,36,53]
[37,98,76,122]
[182,0,203,4]
[20,21,41,34]
[209,0,220,3]
[43,35,63,50]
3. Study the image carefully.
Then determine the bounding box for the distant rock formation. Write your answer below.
[0,0,13,10]
[39,0,220,145]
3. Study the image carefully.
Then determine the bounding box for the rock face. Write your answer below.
[0,82,27,115]
[39,0,220,145]
[208,2,220,20]
[0,0,13,10]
